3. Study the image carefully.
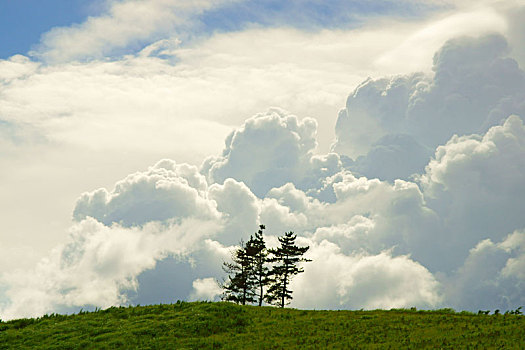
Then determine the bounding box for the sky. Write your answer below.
[1,0,524,319]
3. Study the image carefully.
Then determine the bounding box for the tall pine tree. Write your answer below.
[220,239,256,305]
[246,225,270,306]
[266,231,311,308]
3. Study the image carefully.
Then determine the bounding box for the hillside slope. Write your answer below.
[1,302,524,349]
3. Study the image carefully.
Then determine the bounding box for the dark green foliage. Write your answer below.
[220,224,272,306]
[1,302,524,349]
[266,231,311,308]
[246,224,270,306]
[219,226,312,308]
[221,239,257,305]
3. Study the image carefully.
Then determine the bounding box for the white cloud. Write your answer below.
[189,277,222,301]
[0,55,40,82]
[344,134,432,182]
[333,73,428,158]
[202,108,342,197]
[418,115,525,264]
[3,111,525,318]
[374,6,507,71]
[208,179,260,245]
[505,5,525,68]
[127,238,233,306]
[314,173,446,271]
[0,217,221,319]
[2,0,525,320]
[333,34,525,181]
[291,240,441,310]
[444,230,525,311]
[74,159,219,227]
[32,0,239,63]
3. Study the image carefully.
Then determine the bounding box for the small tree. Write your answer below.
[221,239,256,305]
[266,231,311,308]
[246,225,270,306]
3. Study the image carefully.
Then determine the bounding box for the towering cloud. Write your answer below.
[74,159,218,227]
[444,230,525,311]
[419,115,525,267]
[291,241,441,310]
[202,108,341,197]
[1,33,525,320]
[333,34,525,181]
[0,218,221,319]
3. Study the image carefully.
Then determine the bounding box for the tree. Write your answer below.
[220,239,256,305]
[266,231,311,308]
[246,225,270,306]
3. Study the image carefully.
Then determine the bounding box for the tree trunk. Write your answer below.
[281,274,287,308]
[258,276,263,307]
[281,256,289,308]
[242,266,246,305]
[281,260,288,308]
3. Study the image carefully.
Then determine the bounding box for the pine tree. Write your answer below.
[246,225,270,306]
[266,231,311,308]
[221,239,256,305]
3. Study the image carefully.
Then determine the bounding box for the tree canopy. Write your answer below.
[266,231,311,308]
[221,226,310,308]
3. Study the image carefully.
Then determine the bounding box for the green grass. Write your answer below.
[1,302,524,349]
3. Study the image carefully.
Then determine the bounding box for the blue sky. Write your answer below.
[0,0,99,58]
[1,0,524,319]
[198,0,436,32]
[0,0,440,59]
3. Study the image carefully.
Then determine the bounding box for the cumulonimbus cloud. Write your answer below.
[1,33,524,319]
[202,108,341,197]
[333,34,525,181]
[74,159,219,227]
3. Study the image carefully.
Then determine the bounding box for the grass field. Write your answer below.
[1,301,524,349]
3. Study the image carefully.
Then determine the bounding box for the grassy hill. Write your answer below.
[1,301,524,349]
